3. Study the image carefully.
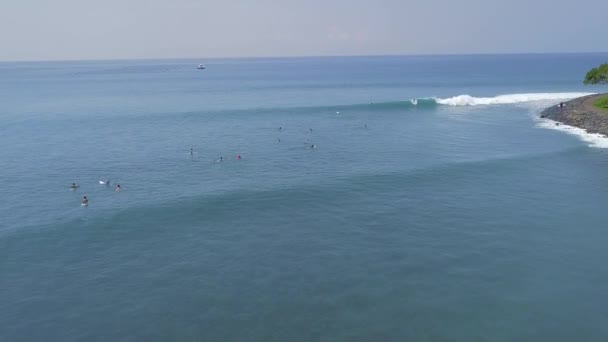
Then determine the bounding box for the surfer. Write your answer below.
[81,196,88,206]
[70,183,79,190]
[100,179,110,185]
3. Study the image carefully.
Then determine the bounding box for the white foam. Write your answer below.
[436,92,594,106]
[537,119,608,149]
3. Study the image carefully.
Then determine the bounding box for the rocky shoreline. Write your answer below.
[540,94,608,135]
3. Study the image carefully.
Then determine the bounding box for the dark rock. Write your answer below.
[539,94,608,136]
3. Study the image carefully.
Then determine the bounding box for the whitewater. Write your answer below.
[429,92,594,106]
[431,91,608,148]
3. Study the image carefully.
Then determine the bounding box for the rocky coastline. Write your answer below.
[540,94,608,135]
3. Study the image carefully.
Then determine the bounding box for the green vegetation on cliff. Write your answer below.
[594,96,608,111]
[584,64,608,84]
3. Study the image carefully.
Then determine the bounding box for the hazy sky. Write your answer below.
[1,0,606,61]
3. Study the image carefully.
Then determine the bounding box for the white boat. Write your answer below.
[197,64,205,70]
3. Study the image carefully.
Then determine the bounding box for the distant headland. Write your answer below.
[584,64,608,85]
[540,94,608,135]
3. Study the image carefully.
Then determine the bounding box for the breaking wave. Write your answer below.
[434,92,594,106]
[330,92,594,112]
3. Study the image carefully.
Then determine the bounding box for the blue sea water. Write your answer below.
[2,54,608,341]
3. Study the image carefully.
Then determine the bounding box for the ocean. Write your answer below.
[2,54,608,341]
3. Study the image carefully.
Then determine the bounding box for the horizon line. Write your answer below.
[1,51,607,64]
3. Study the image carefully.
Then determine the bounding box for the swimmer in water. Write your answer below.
[236,155,241,160]
[81,196,88,206]
[279,126,282,131]
[364,124,367,128]
[309,128,313,132]
[277,138,281,142]
[310,144,316,149]
[216,156,223,163]
[70,183,79,190]
[190,148,193,155]
[115,184,122,192]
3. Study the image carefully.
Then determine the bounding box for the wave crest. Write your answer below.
[355,92,594,111]
[435,92,594,106]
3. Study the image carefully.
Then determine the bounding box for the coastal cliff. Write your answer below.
[540,94,608,136]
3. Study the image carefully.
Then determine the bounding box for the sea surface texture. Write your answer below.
[2,54,608,341]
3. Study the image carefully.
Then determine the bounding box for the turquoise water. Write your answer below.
[2,54,608,341]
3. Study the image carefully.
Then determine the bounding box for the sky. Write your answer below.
[0,0,607,61]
